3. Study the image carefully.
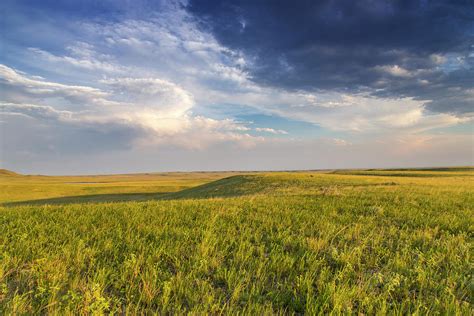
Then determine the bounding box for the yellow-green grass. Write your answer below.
[0,170,240,204]
[1,168,473,314]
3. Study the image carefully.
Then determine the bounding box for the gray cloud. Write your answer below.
[187,0,474,115]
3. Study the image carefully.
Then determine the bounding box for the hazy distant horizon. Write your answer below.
[4,165,473,177]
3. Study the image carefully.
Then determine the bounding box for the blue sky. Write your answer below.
[1,0,473,174]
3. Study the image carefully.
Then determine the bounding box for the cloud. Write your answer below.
[79,9,256,99]
[100,77,194,115]
[0,102,73,121]
[187,0,474,115]
[0,1,267,156]
[0,64,108,105]
[239,90,470,133]
[255,127,288,135]
[331,138,351,146]
[27,45,127,74]
[375,65,415,78]
[11,2,468,135]
[1,0,472,173]
[206,88,470,134]
[0,64,260,151]
[3,128,471,174]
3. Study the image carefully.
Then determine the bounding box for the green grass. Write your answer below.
[1,168,473,314]
[0,171,237,204]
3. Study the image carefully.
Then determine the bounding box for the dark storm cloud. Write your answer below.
[187,0,474,114]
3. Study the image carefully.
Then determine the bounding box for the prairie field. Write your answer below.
[0,168,473,314]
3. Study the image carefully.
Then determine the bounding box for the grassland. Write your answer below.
[1,168,473,314]
[0,169,240,205]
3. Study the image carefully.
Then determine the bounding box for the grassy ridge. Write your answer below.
[0,172,237,204]
[1,169,473,314]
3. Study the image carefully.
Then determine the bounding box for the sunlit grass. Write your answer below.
[1,168,472,313]
[0,170,237,204]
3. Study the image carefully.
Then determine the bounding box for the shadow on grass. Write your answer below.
[159,175,255,200]
[4,192,170,207]
[3,176,257,207]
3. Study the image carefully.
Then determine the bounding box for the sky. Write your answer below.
[1,0,473,175]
